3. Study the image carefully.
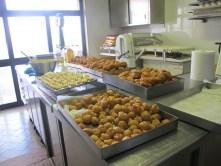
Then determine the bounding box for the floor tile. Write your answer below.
[0,106,47,163]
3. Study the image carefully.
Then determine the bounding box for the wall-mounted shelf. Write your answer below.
[100,46,117,57]
[188,1,221,22]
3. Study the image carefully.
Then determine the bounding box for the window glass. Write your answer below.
[8,17,48,58]
[0,67,17,104]
[5,0,79,10]
[129,0,150,25]
[0,18,9,60]
[50,16,83,55]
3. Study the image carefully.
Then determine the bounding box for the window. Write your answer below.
[50,16,83,54]
[0,18,9,60]
[5,0,79,10]
[0,0,86,108]
[8,17,48,58]
[0,67,17,105]
[129,0,150,25]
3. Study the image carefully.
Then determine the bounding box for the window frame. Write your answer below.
[0,0,87,109]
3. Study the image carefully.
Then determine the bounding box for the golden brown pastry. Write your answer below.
[65,90,171,149]
[71,56,128,74]
[117,67,175,88]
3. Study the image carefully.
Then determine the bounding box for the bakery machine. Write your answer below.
[115,33,162,68]
[115,33,194,75]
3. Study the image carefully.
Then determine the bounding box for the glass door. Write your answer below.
[0,0,86,110]
[0,17,19,109]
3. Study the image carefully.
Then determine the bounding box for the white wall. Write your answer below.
[120,0,221,55]
[164,0,220,51]
[84,0,119,55]
[84,0,221,59]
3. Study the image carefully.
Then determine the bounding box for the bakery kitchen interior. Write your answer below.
[1,0,221,166]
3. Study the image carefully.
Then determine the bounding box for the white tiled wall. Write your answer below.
[84,0,221,60]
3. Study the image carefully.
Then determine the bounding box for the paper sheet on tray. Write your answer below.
[57,95,89,118]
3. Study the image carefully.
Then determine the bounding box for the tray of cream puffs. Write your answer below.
[103,68,184,99]
[57,89,178,159]
[69,56,130,77]
[36,71,96,95]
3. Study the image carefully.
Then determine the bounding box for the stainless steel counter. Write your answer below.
[16,65,209,166]
[154,75,221,134]
[108,122,207,166]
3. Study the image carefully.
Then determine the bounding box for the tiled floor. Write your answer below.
[0,106,52,165]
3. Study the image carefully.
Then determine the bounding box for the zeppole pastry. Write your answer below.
[62,90,172,148]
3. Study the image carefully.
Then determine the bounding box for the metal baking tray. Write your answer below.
[80,66,103,77]
[67,63,132,78]
[66,63,83,70]
[57,91,178,159]
[103,74,184,100]
[38,80,106,101]
[36,78,98,95]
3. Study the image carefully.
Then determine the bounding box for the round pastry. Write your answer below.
[104,139,113,145]
[118,112,129,121]
[91,135,99,142]
[104,122,112,129]
[139,121,151,130]
[113,133,124,141]
[113,127,124,134]
[132,128,142,134]
[75,117,83,124]
[161,119,170,125]
[118,121,128,129]
[141,111,151,121]
[101,133,111,140]
[150,104,160,114]
[123,129,132,137]
[93,128,101,137]
[128,119,139,126]
[82,114,92,124]
[151,114,162,121]
[128,111,136,118]
[83,128,93,136]
[152,119,161,128]
[91,116,99,125]
[78,123,86,129]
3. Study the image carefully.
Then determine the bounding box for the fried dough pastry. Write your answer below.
[72,56,128,74]
[62,90,172,148]
[118,67,174,87]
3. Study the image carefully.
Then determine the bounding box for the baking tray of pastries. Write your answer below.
[66,63,82,70]
[57,89,178,159]
[103,68,184,99]
[37,80,106,100]
[69,56,130,77]
[36,71,98,96]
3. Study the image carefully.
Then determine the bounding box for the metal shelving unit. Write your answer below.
[99,46,116,57]
[189,0,221,22]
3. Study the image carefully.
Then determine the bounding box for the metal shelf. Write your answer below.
[188,1,221,22]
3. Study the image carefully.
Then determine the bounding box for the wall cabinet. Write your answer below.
[109,0,165,27]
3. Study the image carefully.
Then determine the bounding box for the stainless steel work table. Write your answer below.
[107,122,207,166]
[16,65,209,166]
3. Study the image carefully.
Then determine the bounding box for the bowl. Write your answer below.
[29,59,57,76]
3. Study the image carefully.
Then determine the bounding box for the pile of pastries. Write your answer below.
[71,56,128,75]
[39,71,94,90]
[64,90,171,148]
[118,68,175,87]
